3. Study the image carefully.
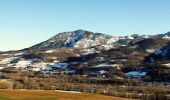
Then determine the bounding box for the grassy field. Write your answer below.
[0,90,130,100]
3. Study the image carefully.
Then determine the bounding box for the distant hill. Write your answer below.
[23,29,152,51]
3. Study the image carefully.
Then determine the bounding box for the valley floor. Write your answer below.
[0,90,130,100]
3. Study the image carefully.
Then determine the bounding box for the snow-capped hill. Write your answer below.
[27,30,116,50]
[25,29,155,50]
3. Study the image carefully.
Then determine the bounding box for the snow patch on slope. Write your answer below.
[107,37,119,44]
[64,30,85,47]
[74,39,97,48]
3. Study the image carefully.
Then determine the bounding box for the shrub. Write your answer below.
[0,80,13,89]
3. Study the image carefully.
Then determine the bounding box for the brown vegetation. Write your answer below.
[0,71,170,100]
[0,90,129,100]
[0,80,13,89]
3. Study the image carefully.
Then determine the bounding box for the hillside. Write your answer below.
[23,29,151,51]
[26,30,114,50]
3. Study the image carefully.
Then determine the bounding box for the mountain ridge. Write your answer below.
[23,29,151,51]
[3,29,170,52]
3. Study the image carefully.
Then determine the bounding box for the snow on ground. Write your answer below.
[0,57,19,64]
[64,30,85,47]
[126,71,147,78]
[32,62,49,71]
[145,49,156,53]
[162,35,170,40]
[14,60,32,68]
[45,50,56,53]
[142,35,150,39]
[32,62,69,71]
[162,63,170,68]
[81,48,101,55]
[126,36,134,40]
[50,63,69,69]
[107,37,119,44]
[100,45,114,50]
[42,66,53,71]
[1,54,9,56]
[95,63,121,68]
[14,52,24,56]
[74,39,97,48]
[98,70,107,74]
[0,67,5,70]
[55,90,81,94]
[75,54,80,57]
[62,70,76,74]
[53,60,60,63]
[32,67,41,71]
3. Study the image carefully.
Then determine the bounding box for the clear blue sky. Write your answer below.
[0,0,170,51]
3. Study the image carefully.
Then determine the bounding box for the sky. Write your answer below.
[0,0,170,51]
